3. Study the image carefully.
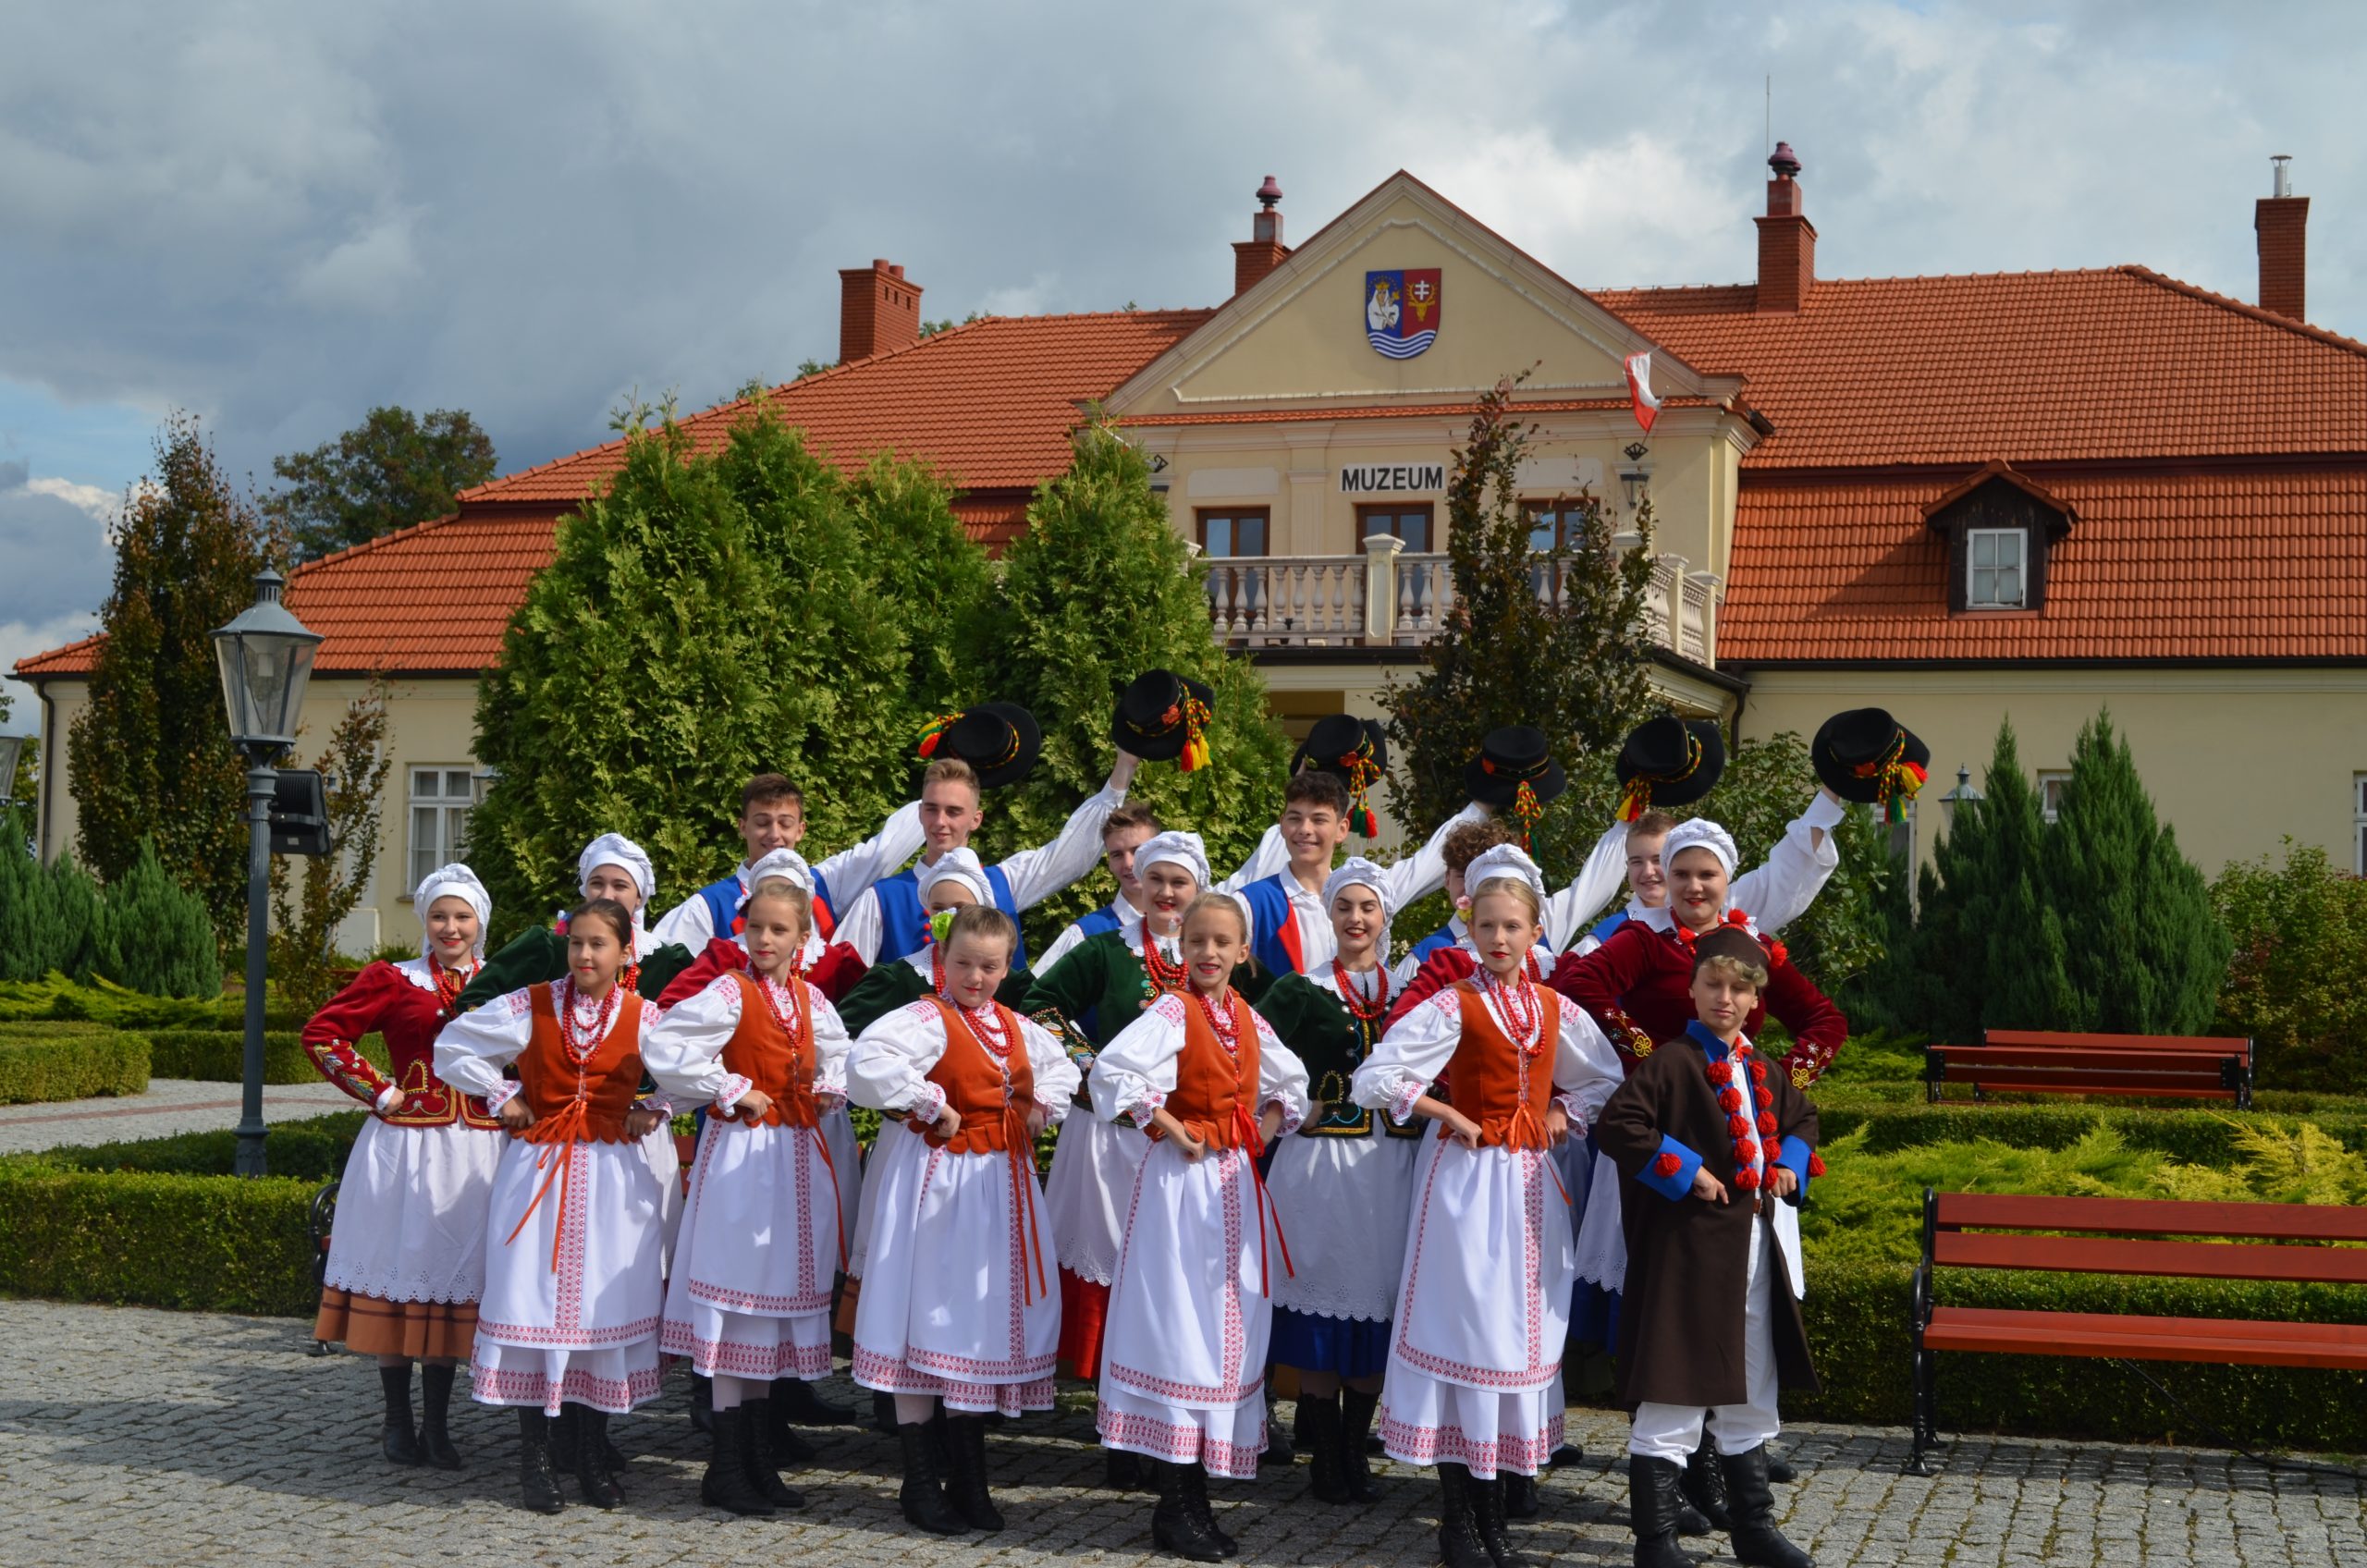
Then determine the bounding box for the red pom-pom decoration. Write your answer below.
[1728,1113,1752,1139]
[1755,1086,1774,1110]
[1734,1167,1761,1191]
[1719,1087,1746,1113]
[1652,1152,1683,1178]
[1708,1061,1735,1085]
[1807,1151,1827,1178]
[1749,1060,1769,1084]
[1757,1112,1778,1137]
[1735,1139,1760,1166]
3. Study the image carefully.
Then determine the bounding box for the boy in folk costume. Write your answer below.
[304,864,503,1470]
[846,903,1079,1537]
[833,702,1141,970]
[1404,818,1517,966]
[1092,891,1311,1563]
[650,771,922,952]
[1245,857,1425,1507]
[433,898,670,1515]
[1350,846,1623,1568]
[1024,829,1213,1486]
[1036,800,1163,970]
[1595,925,1822,1568]
[643,852,855,1518]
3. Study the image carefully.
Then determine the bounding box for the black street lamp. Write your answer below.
[1939,764,1983,827]
[211,569,321,1177]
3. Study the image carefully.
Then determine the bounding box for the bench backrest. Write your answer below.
[1925,1043,2244,1098]
[1922,1188,2367,1287]
[1982,1030,2253,1066]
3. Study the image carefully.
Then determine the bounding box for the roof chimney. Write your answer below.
[839,259,924,363]
[2255,155,2308,323]
[1232,176,1291,297]
[1755,141,1816,314]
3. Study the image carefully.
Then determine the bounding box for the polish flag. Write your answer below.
[1624,350,1661,433]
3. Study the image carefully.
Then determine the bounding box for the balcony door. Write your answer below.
[1357,504,1433,553]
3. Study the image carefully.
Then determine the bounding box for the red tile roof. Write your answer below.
[1596,266,2367,469]
[466,309,1213,504]
[1719,467,2367,664]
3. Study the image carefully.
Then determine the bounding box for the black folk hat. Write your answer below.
[1291,714,1388,838]
[1812,707,1931,822]
[1615,717,1727,818]
[919,702,1042,790]
[1110,669,1216,767]
[1463,726,1567,837]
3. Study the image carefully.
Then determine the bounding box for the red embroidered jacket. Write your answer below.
[1547,918,1847,1086]
[656,935,870,1011]
[301,959,498,1127]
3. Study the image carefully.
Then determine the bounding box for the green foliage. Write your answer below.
[267,681,394,1015]
[0,815,101,981]
[0,972,299,1030]
[90,839,221,998]
[2212,839,2367,1090]
[840,452,993,714]
[0,1159,320,1316]
[67,412,274,947]
[265,405,498,560]
[145,1028,384,1084]
[965,422,1291,947]
[466,404,947,942]
[1383,374,1656,842]
[0,1026,150,1103]
[46,1109,367,1182]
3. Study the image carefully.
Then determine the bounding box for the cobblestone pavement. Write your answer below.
[0,1080,353,1155]
[0,1304,2358,1568]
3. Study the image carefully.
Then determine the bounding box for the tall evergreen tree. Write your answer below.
[92,838,222,997]
[841,451,993,713]
[0,809,98,981]
[67,413,275,946]
[965,421,1291,942]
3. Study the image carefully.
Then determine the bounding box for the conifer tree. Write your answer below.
[0,811,98,981]
[91,838,221,997]
[842,452,993,712]
[67,414,275,945]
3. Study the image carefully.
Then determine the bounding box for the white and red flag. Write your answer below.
[1623,349,1661,433]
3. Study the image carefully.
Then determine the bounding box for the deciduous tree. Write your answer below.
[266,406,497,560]
[267,680,395,1014]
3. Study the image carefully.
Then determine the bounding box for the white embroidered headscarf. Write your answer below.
[1661,818,1738,880]
[917,847,994,909]
[1463,843,1548,906]
[1321,856,1394,925]
[577,832,656,903]
[743,848,815,901]
[411,864,492,959]
[1135,830,1213,891]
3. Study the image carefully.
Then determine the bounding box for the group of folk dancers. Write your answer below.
[302,673,1927,1568]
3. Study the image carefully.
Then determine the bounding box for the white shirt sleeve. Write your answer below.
[1022,1015,1082,1123]
[432,987,536,1109]
[1351,987,1465,1125]
[1551,999,1626,1130]
[650,888,718,951]
[847,999,952,1125]
[1250,1010,1311,1135]
[832,887,887,967]
[811,993,853,1106]
[1727,790,1846,936]
[1217,823,1288,895]
[1380,801,1486,911]
[1543,817,1635,953]
[813,800,926,910]
[1090,992,1189,1126]
[994,785,1127,912]
[641,974,744,1109]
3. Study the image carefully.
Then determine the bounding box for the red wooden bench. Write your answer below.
[1923,1029,2253,1109]
[1905,1188,2367,1472]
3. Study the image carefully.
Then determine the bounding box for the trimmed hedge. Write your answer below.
[1814,1100,2367,1163]
[45,1110,367,1183]
[0,1158,319,1316]
[0,971,302,1031]
[0,1026,150,1104]
[144,1029,386,1084]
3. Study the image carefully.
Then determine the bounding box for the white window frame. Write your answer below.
[2355,774,2366,876]
[1968,527,2028,608]
[2039,770,2071,825]
[407,766,481,892]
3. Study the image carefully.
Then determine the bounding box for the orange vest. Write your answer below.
[516,984,645,1145]
[1447,978,1561,1150]
[720,972,821,1129]
[921,998,1036,1154]
[1160,990,1263,1152]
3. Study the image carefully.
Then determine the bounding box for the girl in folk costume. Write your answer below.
[433,898,670,1515]
[1024,829,1208,1488]
[1350,847,1623,1568]
[846,903,1079,1536]
[1092,891,1311,1564]
[1246,856,1422,1506]
[1595,926,1821,1568]
[643,851,854,1518]
[304,864,502,1469]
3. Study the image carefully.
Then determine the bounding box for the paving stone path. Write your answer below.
[0,1303,2358,1567]
[0,1080,353,1156]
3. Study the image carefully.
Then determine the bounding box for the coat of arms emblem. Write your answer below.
[1365,268,1441,359]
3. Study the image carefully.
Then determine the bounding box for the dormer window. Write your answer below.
[1924,461,2075,615]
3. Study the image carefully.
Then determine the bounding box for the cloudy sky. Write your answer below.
[4,0,2360,720]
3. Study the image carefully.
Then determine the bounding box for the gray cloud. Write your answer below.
[0,460,25,491]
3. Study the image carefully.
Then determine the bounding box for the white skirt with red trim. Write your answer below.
[1043,1110,1150,1286]
[658,1116,843,1379]
[850,1122,1060,1415]
[820,1103,860,1252]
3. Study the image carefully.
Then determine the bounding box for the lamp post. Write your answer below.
[1939,765,1983,829]
[211,569,321,1177]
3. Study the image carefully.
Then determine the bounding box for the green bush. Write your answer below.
[91,838,222,998]
[0,819,101,982]
[47,1109,367,1183]
[2213,839,2367,1092]
[0,1158,319,1316]
[0,1027,151,1104]
[143,1028,386,1084]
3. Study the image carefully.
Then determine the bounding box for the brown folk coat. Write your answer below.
[1595,1032,1821,1409]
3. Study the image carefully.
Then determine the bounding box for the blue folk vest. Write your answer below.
[1407,924,1459,966]
[693,866,840,941]
[1238,874,1306,977]
[872,862,1025,970]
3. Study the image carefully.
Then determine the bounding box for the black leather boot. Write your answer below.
[570,1406,624,1508]
[1473,1472,1533,1568]
[1765,1444,1797,1484]
[897,1421,969,1534]
[689,1372,715,1436]
[1502,1468,1540,1519]
[778,1375,856,1425]
[741,1398,807,1510]
[1106,1445,1147,1491]
[1679,1437,1732,1533]
[763,1388,818,1464]
[940,1414,1004,1531]
[1435,1464,1493,1568]
[1150,1460,1227,1562]
[871,1389,901,1436]
[418,1364,460,1469]
[1179,1460,1237,1558]
[1300,1392,1352,1504]
[699,1406,773,1516]
[1338,1387,1381,1501]
[1627,1454,1690,1568]
[1720,1445,1812,1568]
[379,1364,421,1464]
[1258,1395,1295,1466]
[515,1409,564,1514]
